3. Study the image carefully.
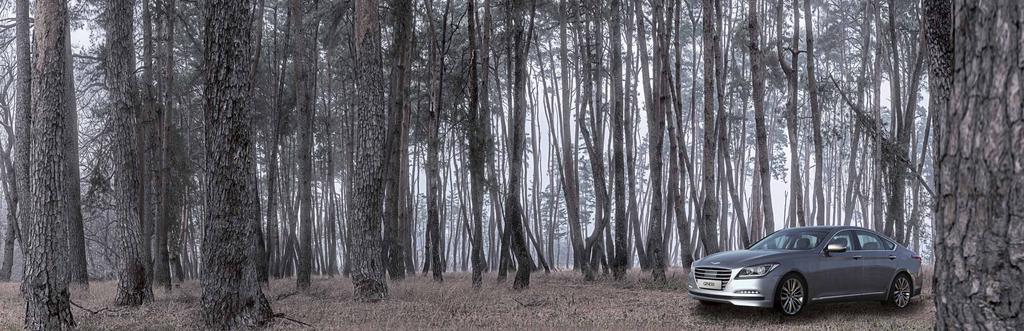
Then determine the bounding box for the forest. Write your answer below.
[0,0,1018,329]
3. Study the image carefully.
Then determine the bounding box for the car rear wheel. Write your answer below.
[889,274,913,308]
[775,274,806,316]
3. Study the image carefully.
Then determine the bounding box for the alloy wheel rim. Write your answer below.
[894,277,911,307]
[780,278,804,315]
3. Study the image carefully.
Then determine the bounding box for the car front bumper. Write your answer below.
[686,268,783,308]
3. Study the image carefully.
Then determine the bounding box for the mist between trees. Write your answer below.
[0,0,1018,329]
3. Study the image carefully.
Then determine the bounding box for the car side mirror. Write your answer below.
[825,243,847,256]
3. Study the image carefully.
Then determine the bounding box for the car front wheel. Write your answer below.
[889,273,913,308]
[775,274,806,316]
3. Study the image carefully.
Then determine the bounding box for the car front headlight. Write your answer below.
[735,263,779,279]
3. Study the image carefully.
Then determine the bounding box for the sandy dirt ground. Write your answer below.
[0,268,934,330]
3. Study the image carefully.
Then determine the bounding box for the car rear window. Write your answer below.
[855,231,894,250]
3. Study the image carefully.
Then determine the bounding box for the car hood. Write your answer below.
[693,249,803,269]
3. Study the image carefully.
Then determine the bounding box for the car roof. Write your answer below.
[775,226,897,242]
[781,225,862,231]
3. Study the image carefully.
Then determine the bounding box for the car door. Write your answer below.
[813,230,863,300]
[855,231,896,296]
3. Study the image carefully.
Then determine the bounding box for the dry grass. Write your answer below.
[0,268,935,330]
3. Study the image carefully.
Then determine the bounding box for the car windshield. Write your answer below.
[749,229,830,250]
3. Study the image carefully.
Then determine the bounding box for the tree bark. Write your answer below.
[934,0,1022,329]
[139,0,156,286]
[577,1,610,278]
[265,2,294,279]
[698,0,721,255]
[747,0,774,236]
[291,0,319,291]
[199,0,274,327]
[609,0,628,281]
[248,0,269,284]
[478,0,496,275]
[467,0,488,287]
[4,0,32,283]
[505,0,536,289]
[105,0,155,306]
[804,0,825,227]
[349,0,390,301]
[23,0,77,328]
[558,0,587,278]
[384,0,414,281]
[0,192,16,281]
[63,16,89,287]
[844,1,872,227]
[423,0,448,283]
[645,0,668,280]
[152,0,178,291]
[625,0,648,270]
[777,0,805,227]
[884,0,906,242]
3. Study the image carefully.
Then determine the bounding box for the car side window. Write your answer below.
[827,231,857,251]
[796,234,820,249]
[855,231,886,251]
[880,239,895,250]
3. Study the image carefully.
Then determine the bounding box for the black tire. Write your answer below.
[888,273,913,308]
[775,274,807,316]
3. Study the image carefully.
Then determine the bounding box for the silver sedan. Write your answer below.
[687,226,922,316]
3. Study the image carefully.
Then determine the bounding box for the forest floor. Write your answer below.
[0,268,934,330]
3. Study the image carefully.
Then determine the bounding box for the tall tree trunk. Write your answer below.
[104,0,154,306]
[248,0,269,284]
[804,0,825,227]
[4,0,32,283]
[153,0,178,291]
[624,0,648,270]
[747,0,774,236]
[266,1,294,279]
[884,0,906,243]
[292,0,318,291]
[23,0,77,327]
[423,0,449,283]
[934,0,1023,328]
[139,0,156,285]
[870,3,884,233]
[777,0,805,227]
[666,76,689,267]
[0,189,16,281]
[557,0,587,278]
[712,0,728,250]
[576,1,610,278]
[63,16,89,287]
[384,0,414,281]
[668,0,694,268]
[505,0,536,289]
[844,1,872,227]
[349,0,390,301]
[646,0,668,280]
[477,0,495,275]
[609,0,628,280]
[467,0,488,287]
[698,0,721,255]
[199,0,274,327]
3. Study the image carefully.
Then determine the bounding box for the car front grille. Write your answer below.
[694,267,733,287]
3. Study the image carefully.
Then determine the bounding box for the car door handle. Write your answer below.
[853,255,863,260]
[888,255,897,260]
